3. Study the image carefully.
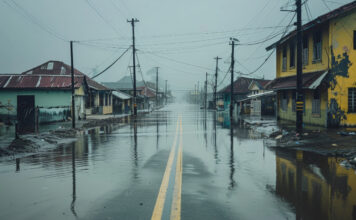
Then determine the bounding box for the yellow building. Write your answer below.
[267,2,356,127]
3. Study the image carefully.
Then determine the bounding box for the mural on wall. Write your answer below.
[328,98,347,127]
[327,47,352,90]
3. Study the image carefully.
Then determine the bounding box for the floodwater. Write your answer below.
[0,103,355,220]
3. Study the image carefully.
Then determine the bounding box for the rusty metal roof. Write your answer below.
[0,74,85,90]
[266,71,326,90]
[21,60,111,91]
[266,1,356,51]
[218,77,270,94]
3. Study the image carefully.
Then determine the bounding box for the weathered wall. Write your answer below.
[0,87,85,123]
[278,89,327,127]
[276,23,330,78]
[328,11,356,126]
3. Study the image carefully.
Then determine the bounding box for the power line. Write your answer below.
[85,0,123,37]
[140,50,214,71]
[91,46,131,79]
[4,0,67,41]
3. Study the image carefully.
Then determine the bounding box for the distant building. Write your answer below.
[218,77,272,115]
[266,1,356,127]
[0,61,112,131]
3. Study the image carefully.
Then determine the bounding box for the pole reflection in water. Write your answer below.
[296,150,303,220]
[204,110,207,150]
[16,158,20,172]
[71,142,78,218]
[229,119,236,190]
[134,120,138,168]
[213,111,218,163]
[156,118,159,150]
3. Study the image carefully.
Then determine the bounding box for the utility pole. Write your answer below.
[229,38,238,118]
[214,57,222,110]
[296,0,303,133]
[205,72,208,109]
[127,18,139,116]
[155,67,159,108]
[70,41,75,129]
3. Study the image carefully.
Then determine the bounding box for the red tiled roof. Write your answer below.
[22,60,111,91]
[266,71,325,90]
[266,1,356,50]
[0,75,85,89]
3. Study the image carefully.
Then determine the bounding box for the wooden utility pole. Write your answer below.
[229,38,238,118]
[127,18,139,116]
[70,41,75,129]
[214,57,222,110]
[296,0,303,132]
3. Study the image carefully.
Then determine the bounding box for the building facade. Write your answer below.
[267,2,356,127]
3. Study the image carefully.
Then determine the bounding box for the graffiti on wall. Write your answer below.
[328,98,347,127]
[326,47,352,90]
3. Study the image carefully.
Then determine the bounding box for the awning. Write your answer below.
[266,70,328,90]
[112,90,131,100]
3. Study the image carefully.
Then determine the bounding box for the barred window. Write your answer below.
[313,31,322,61]
[292,91,296,112]
[354,30,356,50]
[303,35,309,65]
[281,91,288,111]
[282,47,287,72]
[312,89,321,114]
[290,42,295,68]
[349,88,356,113]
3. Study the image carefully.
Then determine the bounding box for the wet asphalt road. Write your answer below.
[1,103,356,220]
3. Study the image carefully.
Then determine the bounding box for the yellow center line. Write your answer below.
[170,117,183,220]
[151,116,181,220]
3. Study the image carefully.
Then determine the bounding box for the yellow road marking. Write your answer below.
[170,118,183,220]
[151,116,180,220]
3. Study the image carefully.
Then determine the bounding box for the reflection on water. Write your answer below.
[275,148,356,220]
[229,120,236,190]
[71,142,77,218]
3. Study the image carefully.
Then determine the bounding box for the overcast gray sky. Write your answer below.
[0,0,353,94]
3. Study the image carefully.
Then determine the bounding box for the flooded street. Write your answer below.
[1,103,356,220]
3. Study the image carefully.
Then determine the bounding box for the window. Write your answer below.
[313,31,322,61]
[303,35,309,65]
[47,62,54,70]
[282,47,287,72]
[292,91,296,112]
[281,91,288,111]
[312,89,321,115]
[290,42,295,68]
[354,30,356,50]
[349,88,356,113]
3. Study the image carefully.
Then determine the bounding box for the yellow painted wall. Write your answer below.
[103,105,113,114]
[277,23,330,78]
[328,11,356,126]
[278,89,328,126]
[75,85,85,96]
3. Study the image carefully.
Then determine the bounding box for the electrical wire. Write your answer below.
[4,0,67,41]
[85,0,123,38]
[91,46,131,79]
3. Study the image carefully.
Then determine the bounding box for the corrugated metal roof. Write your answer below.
[21,61,111,91]
[219,77,269,94]
[112,90,131,100]
[266,71,326,90]
[0,74,84,89]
